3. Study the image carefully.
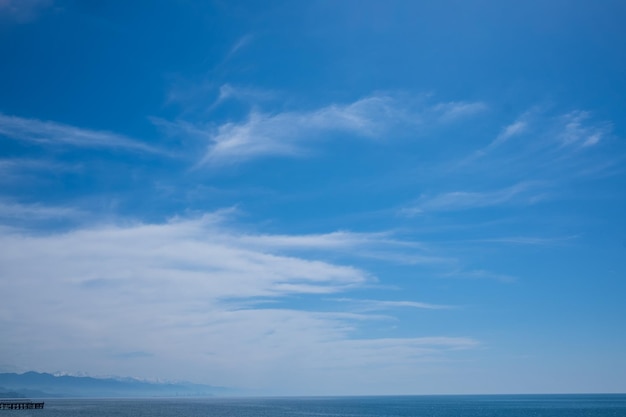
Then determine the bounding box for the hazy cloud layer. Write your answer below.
[0,213,477,394]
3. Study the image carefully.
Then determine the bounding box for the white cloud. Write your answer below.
[232,230,422,252]
[201,95,399,164]
[403,182,542,215]
[433,101,487,121]
[473,111,535,158]
[454,106,621,190]
[0,113,163,154]
[334,298,454,311]
[557,110,611,148]
[197,95,486,165]
[469,107,613,169]
[492,120,527,147]
[0,212,477,393]
[238,232,451,266]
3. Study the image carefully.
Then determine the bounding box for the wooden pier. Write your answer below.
[0,401,44,410]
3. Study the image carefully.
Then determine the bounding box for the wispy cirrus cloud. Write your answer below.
[201,95,402,164]
[235,230,394,249]
[0,200,84,220]
[0,158,79,183]
[402,182,544,215]
[0,113,163,154]
[195,94,485,165]
[230,230,431,259]
[488,119,528,150]
[334,298,454,311]
[469,107,613,169]
[0,158,66,172]
[225,34,254,60]
[557,110,611,148]
[512,108,610,157]
[433,101,487,122]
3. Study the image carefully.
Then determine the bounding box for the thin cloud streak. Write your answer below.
[0,158,79,182]
[490,120,527,149]
[236,230,393,249]
[334,298,454,311]
[0,200,84,220]
[0,158,69,172]
[225,34,254,60]
[402,182,544,215]
[0,113,164,154]
[233,230,426,253]
[433,101,487,122]
[216,225,449,266]
[465,107,613,175]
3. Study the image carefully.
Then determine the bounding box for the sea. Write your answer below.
[6,395,626,417]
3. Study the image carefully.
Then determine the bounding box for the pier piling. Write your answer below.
[0,401,45,410]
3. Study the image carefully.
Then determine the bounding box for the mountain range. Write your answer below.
[0,372,229,398]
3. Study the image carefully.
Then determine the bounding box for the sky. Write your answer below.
[1,0,625,396]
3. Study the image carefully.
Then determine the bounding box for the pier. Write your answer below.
[0,401,44,410]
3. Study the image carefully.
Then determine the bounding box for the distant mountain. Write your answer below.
[0,389,26,399]
[0,372,230,398]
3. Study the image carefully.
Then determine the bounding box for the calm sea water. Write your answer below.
[7,395,626,417]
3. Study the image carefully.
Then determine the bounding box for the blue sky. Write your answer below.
[1,0,625,395]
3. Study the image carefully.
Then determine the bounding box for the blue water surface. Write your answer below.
[8,395,626,417]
